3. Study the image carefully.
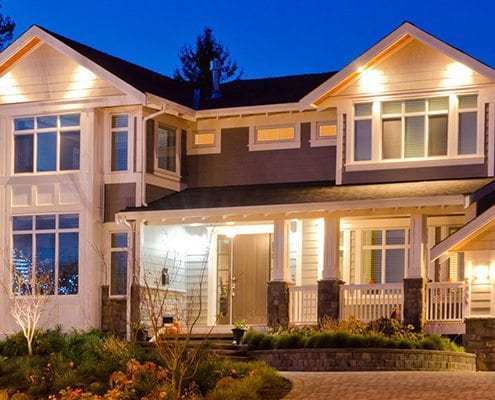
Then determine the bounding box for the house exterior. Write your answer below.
[2,22,495,340]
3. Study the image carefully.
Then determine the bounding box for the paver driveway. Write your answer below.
[281,371,495,400]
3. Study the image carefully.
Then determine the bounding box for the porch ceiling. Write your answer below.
[121,178,492,223]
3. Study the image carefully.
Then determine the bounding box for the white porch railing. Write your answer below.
[340,283,404,322]
[289,285,318,325]
[426,282,467,322]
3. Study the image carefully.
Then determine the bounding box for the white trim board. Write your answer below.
[430,204,495,261]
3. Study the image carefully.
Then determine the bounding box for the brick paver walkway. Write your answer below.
[281,371,495,400]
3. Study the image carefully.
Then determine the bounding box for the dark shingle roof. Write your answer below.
[37,25,336,110]
[125,178,493,212]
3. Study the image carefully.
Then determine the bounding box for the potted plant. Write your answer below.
[232,320,248,344]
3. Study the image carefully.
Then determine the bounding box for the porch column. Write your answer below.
[128,220,143,340]
[404,213,428,330]
[318,215,343,323]
[267,219,290,329]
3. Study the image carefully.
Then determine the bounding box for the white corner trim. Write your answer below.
[248,123,301,151]
[186,128,221,155]
[488,102,495,176]
[345,156,485,172]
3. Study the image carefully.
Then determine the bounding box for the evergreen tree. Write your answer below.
[0,2,14,51]
[174,27,241,96]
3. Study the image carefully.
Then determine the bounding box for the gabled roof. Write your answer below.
[301,21,495,107]
[430,205,495,261]
[125,178,491,212]
[2,22,494,113]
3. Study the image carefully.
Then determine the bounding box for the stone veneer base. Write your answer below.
[251,348,476,372]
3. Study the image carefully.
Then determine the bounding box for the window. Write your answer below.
[12,214,79,295]
[458,95,478,155]
[361,229,408,284]
[311,121,337,147]
[380,97,449,160]
[256,126,295,142]
[156,124,177,173]
[187,129,221,155]
[111,115,128,171]
[14,114,80,173]
[354,103,372,161]
[249,124,300,151]
[110,232,128,296]
[351,95,480,166]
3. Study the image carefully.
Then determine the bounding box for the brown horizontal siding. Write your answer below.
[342,163,487,185]
[185,123,336,187]
[104,183,136,222]
[145,184,176,204]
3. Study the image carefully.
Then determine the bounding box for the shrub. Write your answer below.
[273,333,305,349]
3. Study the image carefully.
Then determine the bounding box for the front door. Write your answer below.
[216,233,271,325]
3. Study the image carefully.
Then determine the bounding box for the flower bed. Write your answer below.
[0,329,290,400]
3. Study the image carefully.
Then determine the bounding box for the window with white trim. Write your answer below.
[187,129,221,155]
[110,232,128,296]
[360,229,408,284]
[249,124,300,151]
[311,120,337,147]
[14,114,80,174]
[351,95,480,165]
[111,114,129,172]
[12,214,79,295]
[156,124,177,173]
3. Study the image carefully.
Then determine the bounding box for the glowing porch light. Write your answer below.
[0,72,25,103]
[358,68,385,93]
[443,62,473,86]
[471,264,490,284]
[65,65,96,99]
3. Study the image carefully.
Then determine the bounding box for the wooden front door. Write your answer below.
[231,234,271,325]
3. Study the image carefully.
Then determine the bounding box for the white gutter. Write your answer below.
[141,105,168,206]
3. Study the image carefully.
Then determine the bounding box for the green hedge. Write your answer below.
[242,330,463,352]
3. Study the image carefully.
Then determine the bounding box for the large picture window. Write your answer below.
[14,114,81,174]
[352,95,479,164]
[12,214,79,295]
[110,232,128,296]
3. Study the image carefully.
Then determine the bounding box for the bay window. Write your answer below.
[352,94,479,165]
[12,214,79,295]
[14,114,80,174]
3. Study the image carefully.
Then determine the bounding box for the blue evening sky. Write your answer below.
[6,0,495,79]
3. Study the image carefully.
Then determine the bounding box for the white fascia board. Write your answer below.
[196,102,302,118]
[1,26,146,104]
[145,93,196,120]
[118,194,464,222]
[300,22,495,108]
[430,204,495,261]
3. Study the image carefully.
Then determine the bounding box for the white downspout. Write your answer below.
[141,104,167,207]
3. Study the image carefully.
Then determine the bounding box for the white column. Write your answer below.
[321,215,340,281]
[408,214,428,279]
[272,219,290,282]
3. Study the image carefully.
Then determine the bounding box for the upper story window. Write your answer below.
[12,214,79,296]
[14,114,81,174]
[249,124,301,151]
[187,129,221,155]
[351,95,480,167]
[111,114,128,172]
[156,123,177,173]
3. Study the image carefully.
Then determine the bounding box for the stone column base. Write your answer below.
[403,278,425,331]
[465,318,495,371]
[101,285,127,338]
[267,281,289,329]
[317,279,343,324]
